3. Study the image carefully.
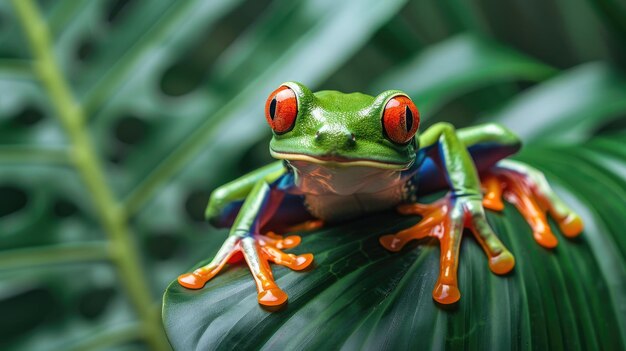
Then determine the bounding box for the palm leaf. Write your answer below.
[490,63,626,142]
[1,0,625,349]
[163,133,626,350]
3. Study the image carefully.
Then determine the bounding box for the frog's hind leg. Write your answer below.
[481,159,583,248]
[416,123,522,195]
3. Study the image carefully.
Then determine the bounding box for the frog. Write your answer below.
[178,82,584,307]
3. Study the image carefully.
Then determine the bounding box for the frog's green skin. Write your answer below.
[178,82,583,307]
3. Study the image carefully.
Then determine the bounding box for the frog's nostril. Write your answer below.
[314,127,355,148]
[346,133,356,147]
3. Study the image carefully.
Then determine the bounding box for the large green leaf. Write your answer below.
[2,0,626,349]
[490,63,626,142]
[370,34,556,118]
[163,134,626,350]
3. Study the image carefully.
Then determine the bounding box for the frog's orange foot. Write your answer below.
[178,234,313,307]
[381,195,515,305]
[481,167,583,249]
[259,220,322,249]
[178,270,218,290]
[256,232,302,249]
[380,199,449,252]
[283,219,324,232]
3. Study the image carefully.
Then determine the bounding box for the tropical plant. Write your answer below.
[0,0,624,350]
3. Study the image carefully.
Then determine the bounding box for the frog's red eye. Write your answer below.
[265,86,298,134]
[382,95,420,144]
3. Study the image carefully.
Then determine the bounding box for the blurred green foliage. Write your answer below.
[0,0,625,350]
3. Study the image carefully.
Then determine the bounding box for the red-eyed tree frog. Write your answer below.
[178,82,583,307]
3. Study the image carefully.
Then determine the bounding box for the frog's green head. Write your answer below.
[266,82,420,170]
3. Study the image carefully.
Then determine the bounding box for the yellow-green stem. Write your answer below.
[11,1,170,350]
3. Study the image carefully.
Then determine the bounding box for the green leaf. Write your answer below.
[490,63,626,142]
[3,0,626,348]
[370,34,557,118]
[163,135,626,350]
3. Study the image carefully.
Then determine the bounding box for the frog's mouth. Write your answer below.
[270,150,412,170]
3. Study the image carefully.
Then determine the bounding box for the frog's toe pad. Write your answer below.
[178,271,212,289]
[534,231,559,249]
[482,195,505,211]
[279,235,302,249]
[276,235,302,249]
[258,288,288,307]
[379,234,404,252]
[258,233,302,250]
[290,253,314,270]
[433,283,461,304]
[489,251,515,275]
[559,213,583,238]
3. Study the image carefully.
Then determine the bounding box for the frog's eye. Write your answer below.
[382,95,420,144]
[265,85,298,134]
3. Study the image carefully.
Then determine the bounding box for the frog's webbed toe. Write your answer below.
[283,219,324,233]
[259,219,323,249]
[178,236,241,290]
[380,195,515,305]
[256,232,302,249]
[481,161,583,249]
[178,232,313,307]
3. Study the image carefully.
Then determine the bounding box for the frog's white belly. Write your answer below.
[287,160,409,222]
[303,184,405,222]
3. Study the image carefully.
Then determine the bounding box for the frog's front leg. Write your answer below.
[380,195,513,304]
[178,180,314,307]
[380,122,515,304]
[204,160,285,227]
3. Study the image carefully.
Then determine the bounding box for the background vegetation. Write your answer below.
[0,0,624,350]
